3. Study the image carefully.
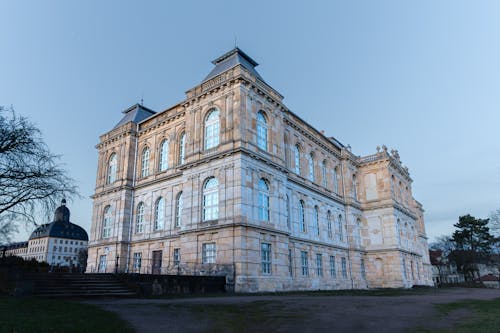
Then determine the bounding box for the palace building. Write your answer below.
[3,200,88,267]
[86,48,433,291]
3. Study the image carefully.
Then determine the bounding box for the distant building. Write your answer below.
[429,250,465,285]
[87,48,433,291]
[3,200,88,267]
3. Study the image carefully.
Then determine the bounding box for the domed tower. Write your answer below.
[54,199,70,222]
[27,199,88,267]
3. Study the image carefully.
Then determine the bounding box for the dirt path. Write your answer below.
[86,288,500,333]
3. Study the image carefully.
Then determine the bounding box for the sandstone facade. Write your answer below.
[87,48,433,291]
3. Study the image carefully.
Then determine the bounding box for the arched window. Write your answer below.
[258,178,270,221]
[159,140,169,171]
[135,202,145,233]
[321,160,327,187]
[102,206,112,238]
[141,147,150,178]
[314,206,320,236]
[179,132,186,165]
[204,109,220,150]
[356,218,362,246]
[294,145,301,174]
[107,154,117,184]
[154,197,165,231]
[308,153,315,181]
[338,214,343,241]
[327,210,332,238]
[333,166,339,194]
[175,191,183,227]
[299,200,306,232]
[203,178,219,221]
[352,174,358,199]
[257,111,268,151]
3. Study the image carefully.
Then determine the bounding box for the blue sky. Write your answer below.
[1,1,499,242]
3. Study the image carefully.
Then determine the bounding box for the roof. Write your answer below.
[29,200,88,241]
[203,47,265,83]
[114,103,156,129]
[476,274,500,282]
[2,241,28,250]
[429,250,443,265]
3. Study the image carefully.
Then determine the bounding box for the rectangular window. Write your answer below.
[173,248,180,265]
[329,255,336,278]
[288,248,293,277]
[98,254,107,273]
[133,253,142,271]
[402,258,407,279]
[341,257,348,279]
[202,243,216,264]
[301,251,309,276]
[316,254,323,277]
[261,243,272,274]
[361,259,366,279]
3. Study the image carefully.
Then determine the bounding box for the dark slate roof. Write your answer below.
[114,103,156,129]
[3,241,28,250]
[203,48,264,82]
[29,200,88,241]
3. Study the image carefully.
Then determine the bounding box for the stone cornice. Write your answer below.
[138,109,186,135]
[283,117,342,159]
[289,235,350,251]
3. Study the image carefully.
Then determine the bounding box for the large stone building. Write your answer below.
[87,48,433,291]
[3,200,88,267]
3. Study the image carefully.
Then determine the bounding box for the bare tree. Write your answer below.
[0,106,78,243]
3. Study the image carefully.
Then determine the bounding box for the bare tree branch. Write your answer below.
[0,106,79,244]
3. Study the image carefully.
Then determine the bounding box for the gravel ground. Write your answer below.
[86,288,500,333]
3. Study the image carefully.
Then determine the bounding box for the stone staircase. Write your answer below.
[29,273,137,298]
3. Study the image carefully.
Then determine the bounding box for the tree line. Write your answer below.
[430,213,500,282]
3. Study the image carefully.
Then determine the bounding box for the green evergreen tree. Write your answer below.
[451,214,494,281]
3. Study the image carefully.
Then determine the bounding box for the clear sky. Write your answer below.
[1,0,499,242]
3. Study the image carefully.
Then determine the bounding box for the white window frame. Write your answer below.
[316,253,323,277]
[308,153,315,181]
[294,145,301,174]
[154,197,164,231]
[329,255,336,278]
[159,139,169,171]
[314,206,320,236]
[202,178,219,221]
[333,167,339,194]
[135,202,145,234]
[341,257,348,279]
[299,200,306,232]
[257,111,268,151]
[175,191,183,227]
[133,252,142,272]
[327,211,332,238]
[258,178,270,221]
[204,109,220,150]
[141,147,150,178]
[107,153,117,184]
[261,243,272,275]
[102,206,112,239]
[173,248,180,265]
[301,251,309,276]
[202,243,216,264]
[179,132,186,165]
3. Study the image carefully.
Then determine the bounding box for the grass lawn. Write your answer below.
[417,298,500,333]
[162,300,307,333]
[0,296,134,333]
